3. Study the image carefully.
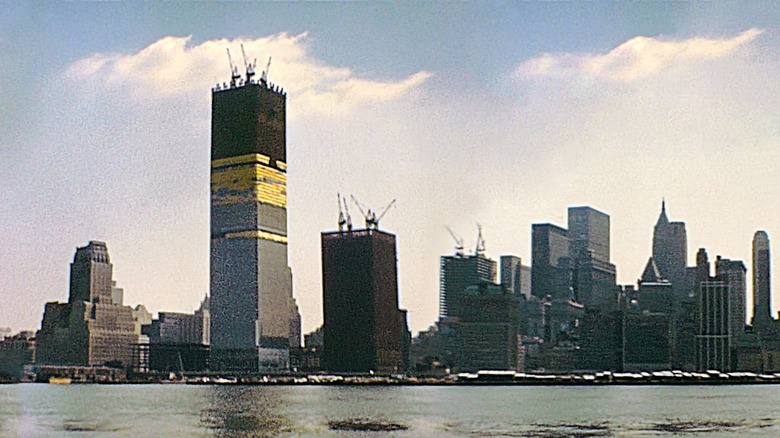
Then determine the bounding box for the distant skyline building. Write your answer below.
[715,256,747,339]
[500,255,531,300]
[752,231,772,328]
[567,206,617,307]
[694,248,732,371]
[36,241,137,368]
[531,223,571,300]
[321,228,410,373]
[568,206,610,263]
[209,66,300,372]
[651,201,689,301]
[439,252,497,319]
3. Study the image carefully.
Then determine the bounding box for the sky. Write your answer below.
[2,1,780,337]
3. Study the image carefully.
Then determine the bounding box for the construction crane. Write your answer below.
[474,224,486,255]
[337,194,346,232]
[350,195,395,230]
[226,48,241,87]
[342,195,353,231]
[445,226,465,257]
[375,199,396,227]
[260,57,272,85]
[240,44,256,83]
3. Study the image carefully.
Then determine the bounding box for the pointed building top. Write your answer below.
[655,199,669,227]
[640,256,663,283]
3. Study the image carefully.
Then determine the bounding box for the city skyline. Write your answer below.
[2,2,780,336]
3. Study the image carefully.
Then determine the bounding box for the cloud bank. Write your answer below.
[516,28,763,82]
[65,33,432,116]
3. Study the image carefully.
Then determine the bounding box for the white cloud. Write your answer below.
[516,28,763,82]
[64,33,432,116]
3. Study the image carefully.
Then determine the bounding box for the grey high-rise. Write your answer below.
[439,253,497,319]
[209,67,300,372]
[568,206,610,263]
[752,231,772,328]
[531,223,571,300]
[652,201,688,289]
[715,256,747,339]
[567,206,616,307]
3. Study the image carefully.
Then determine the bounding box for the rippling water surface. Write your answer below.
[0,384,778,437]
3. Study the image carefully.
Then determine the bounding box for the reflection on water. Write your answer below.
[201,386,292,437]
[0,384,779,437]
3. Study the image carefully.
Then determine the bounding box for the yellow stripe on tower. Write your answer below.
[211,153,271,169]
[224,230,288,244]
[211,160,287,208]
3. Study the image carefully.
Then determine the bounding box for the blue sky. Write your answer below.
[2,1,780,336]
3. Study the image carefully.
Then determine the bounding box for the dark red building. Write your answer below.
[321,229,409,373]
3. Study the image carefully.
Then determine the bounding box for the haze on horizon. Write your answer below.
[2,2,780,336]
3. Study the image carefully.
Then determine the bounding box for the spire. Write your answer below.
[655,199,669,227]
[640,257,663,283]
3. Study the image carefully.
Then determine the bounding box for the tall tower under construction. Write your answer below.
[210,54,300,372]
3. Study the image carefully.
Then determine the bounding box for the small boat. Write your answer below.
[49,376,72,385]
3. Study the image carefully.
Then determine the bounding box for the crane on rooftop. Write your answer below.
[240,44,257,83]
[445,226,465,257]
[226,48,241,87]
[350,195,395,230]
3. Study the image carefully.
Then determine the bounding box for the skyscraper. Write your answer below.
[567,206,616,307]
[209,64,300,372]
[439,252,497,319]
[752,231,772,329]
[568,206,610,263]
[652,201,688,290]
[694,248,732,371]
[321,228,409,373]
[36,241,137,367]
[715,256,747,339]
[500,255,531,300]
[531,223,571,300]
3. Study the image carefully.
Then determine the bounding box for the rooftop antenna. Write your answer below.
[445,226,465,257]
[260,57,272,85]
[475,224,486,255]
[241,44,256,83]
[337,193,346,232]
[226,48,241,87]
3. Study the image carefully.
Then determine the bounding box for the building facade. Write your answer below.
[752,231,772,328]
[694,249,732,371]
[652,201,688,285]
[500,255,531,300]
[715,256,747,340]
[568,207,617,307]
[439,253,497,319]
[321,228,410,373]
[531,223,571,300]
[36,241,137,368]
[209,70,300,372]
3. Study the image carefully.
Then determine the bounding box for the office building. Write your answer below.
[36,241,137,368]
[752,231,773,328]
[652,201,688,287]
[439,253,497,319]
[568,206,610,262]
[321,228,409,373]
[694,249,732,371]
[567,207,617,307]
[500,255,531,300]
[209,65,300,371]
[443,283,523,372]
[715,256,747,339]
[531,223,571,300]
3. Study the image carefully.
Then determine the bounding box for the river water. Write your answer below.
[0,383,778,437]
